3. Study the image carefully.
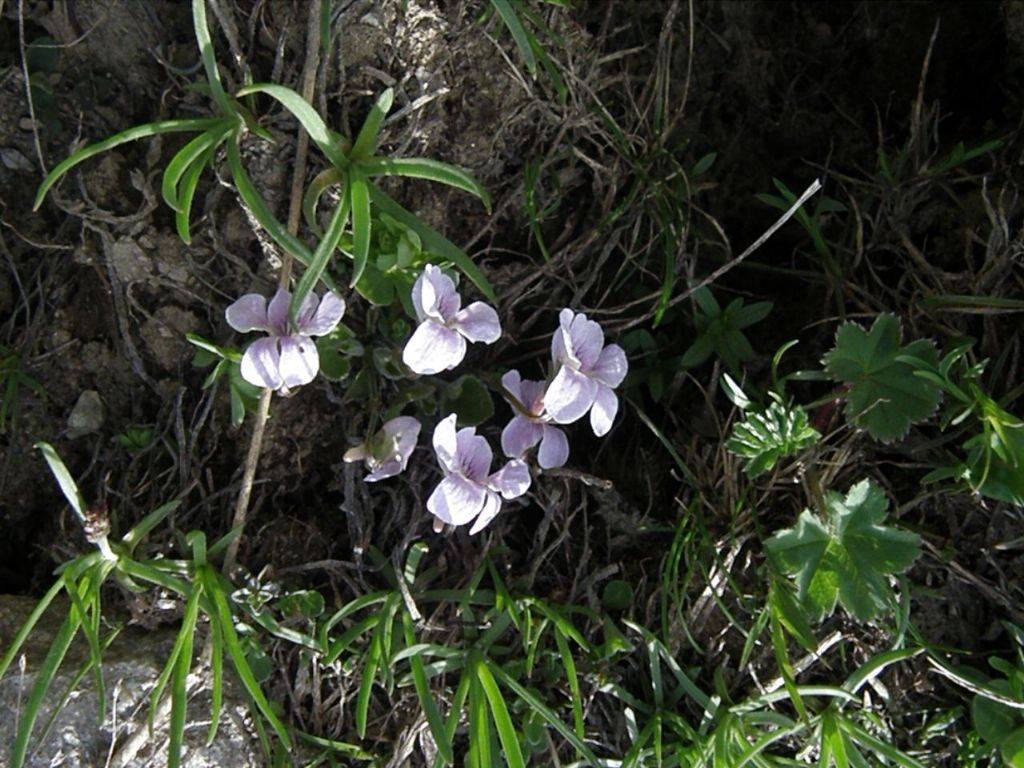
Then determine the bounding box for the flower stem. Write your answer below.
[223,6,322,575]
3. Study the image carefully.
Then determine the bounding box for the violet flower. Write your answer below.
[226,288,345,395]
[402,265,501,375]
[428,414,530,535]
[500,370,569,469]
[343,416,421,482]
[545,308,628,436]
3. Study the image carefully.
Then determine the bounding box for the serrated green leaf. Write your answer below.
[823,314,942,442]
[767,479,921,621]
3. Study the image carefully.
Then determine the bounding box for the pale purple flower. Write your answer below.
[545,309,628,437]
[402,265,501,375]
[226,288,345,395]
[428,414,530,535]
[500,370,569,469]
[343,416,421,482]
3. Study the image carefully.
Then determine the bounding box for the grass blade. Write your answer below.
[168,587,202,768]
[468,663,493,768]
[200,566,293,750]
[33,117,223,210]
[356,631,382,739]
[10,609,82,768]
[476,658,525,768]
[237,83,349,170]
[359,157,491,210]
[490,0,538,75]
[402,612,454,764]
[0,574,68,681]
[207,612,224,745]
[553,627,585,743]
[489,663,601,764]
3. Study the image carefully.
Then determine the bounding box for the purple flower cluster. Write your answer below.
[226,266,626,536]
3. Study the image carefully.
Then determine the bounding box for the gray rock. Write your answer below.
[0,595,263,768]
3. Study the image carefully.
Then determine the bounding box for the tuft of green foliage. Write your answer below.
[726,393,820,477]
[681,287,772,373]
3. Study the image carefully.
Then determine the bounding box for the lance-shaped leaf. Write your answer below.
[766,479,921,621]
[823,314,941,442]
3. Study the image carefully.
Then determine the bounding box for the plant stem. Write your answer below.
[222,6,323,576]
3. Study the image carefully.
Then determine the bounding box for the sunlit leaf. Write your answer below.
[766,479,921,621]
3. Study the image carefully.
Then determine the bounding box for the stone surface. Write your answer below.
[0,594,263,768]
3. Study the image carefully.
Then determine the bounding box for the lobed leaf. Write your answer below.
[823,314,941,442]
[767,479,921,622]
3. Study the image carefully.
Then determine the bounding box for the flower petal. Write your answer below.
[551,308,573,365]
[302,291,346,336]
[432,414,459,474]
[590,385,619,437]
[365,457,403,483]
[488,458,531,500]
[590,343,628,387]
[501,414,543,458]
[454,302,501,344]
[267,289,291,335]
[240,337,283,390]
[427,474,486,526]
[277,335,320,389]
[538,425,570,469]
[501,369,524,403]
[567,311,605,368]
[468,491,503,535]
[545,365,598,424]
[456,427,492,481]
[425,265,461,320]
[226,294,270,333]
[402,319,467,374]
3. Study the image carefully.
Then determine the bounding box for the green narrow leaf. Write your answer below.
[290,185,351,328]
[468,664,493,768]
[0,575,68,681]
[356,632,381,739]
[191,0,233,114]
[349,170,371,287]
[225,133,318,270]
[302,167,344,236]
[11,609,82,768]
[491,0,538,75]
[207,604,224,745]
[359,157,491,210]
[200,567,293,750]
[161,125,225,211]
[63,570,109,724]
[402,613,454,764]
[477,659,525,768]
[33,117,223,210]
[350,88,394,160]
[553,627,585,744]
[168,587,202,768]
[236,83,349,170]
[489,664,602,765]
[175,143,217,244]
[34,442,87,522]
